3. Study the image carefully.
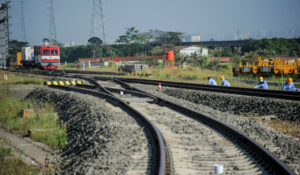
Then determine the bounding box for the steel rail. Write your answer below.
[75,84,159,103]
[115,79,296,175]
[62,70,126,76]
[48,85,169,175]
[4,67,299,101]
[107,77,300,101]
[2,67,126,76]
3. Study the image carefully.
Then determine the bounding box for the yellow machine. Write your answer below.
[273,57,298,75]
[17,52,22,66]
[233,57,299,76]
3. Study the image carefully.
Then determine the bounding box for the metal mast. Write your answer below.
[0,1,10,68]
[90,0,106,43]
[49,0,57,41]
[20,0,26,42]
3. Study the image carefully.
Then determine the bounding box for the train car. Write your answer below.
[20,45,60,70]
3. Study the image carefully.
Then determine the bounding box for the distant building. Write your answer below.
[63,43,70,47]
[177,46,208,57]
[185,35,201,42]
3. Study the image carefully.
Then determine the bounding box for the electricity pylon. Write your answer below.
[90,0,106,43]
[49,0,57,41]
[20,0,26,42]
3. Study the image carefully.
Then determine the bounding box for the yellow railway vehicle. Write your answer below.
[233,57,299,76]
[273,57,298,75]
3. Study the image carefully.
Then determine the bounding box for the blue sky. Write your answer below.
[3,0,300,45]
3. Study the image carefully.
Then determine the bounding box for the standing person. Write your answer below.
[254,76,268,89]
[208,75,217,85]
[282,78,298,91]
[77,63,81,70]
[220,76,230,87]
[82,63,85,71]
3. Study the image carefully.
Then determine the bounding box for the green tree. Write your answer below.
[88,37,103,58]
[150,46,164,55]
[154,31,183,45]
[116,27,150,56]
[8,40,29,61]
[60,45,90,63]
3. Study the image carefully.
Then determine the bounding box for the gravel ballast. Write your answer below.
[163,88,300,122]
[131,83,300,174]
[27,88,152,175]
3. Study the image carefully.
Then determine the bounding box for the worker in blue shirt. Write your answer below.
[82,63,85,71]
[254,76,268,89]
[220,76,230,87]
[282,78,298,91]
[208,75,217,85]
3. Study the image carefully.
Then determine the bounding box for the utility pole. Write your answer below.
[49,0,57,42]
[90,0,106,43]
[20,0,26,42]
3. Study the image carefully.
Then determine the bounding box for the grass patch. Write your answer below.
[0,146,40,175]
[124,66,288,90]
[54,62,299,90]
[0,91,67,149]
[0,72,67,149]
[0,71,44,85]
[262,120,300,141]
[31,129,67,149]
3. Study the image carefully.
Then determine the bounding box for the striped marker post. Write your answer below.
[158,83,162,91]
[4,74,7,80]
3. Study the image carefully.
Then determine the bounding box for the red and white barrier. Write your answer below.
[158,83,162,91]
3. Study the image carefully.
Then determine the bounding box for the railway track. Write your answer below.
[48,84,170,175]
[5,67,126,76]
[1,69,298,174]
[68,79,294,174]
[99,77,300,101]
[3,68,299,101]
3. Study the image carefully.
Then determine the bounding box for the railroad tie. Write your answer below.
[71,81,76,86]
[46,81,52,85]
[44,80,84,86]
[53,81,58,86]
[65,81,71,86]
[59,81,65,86]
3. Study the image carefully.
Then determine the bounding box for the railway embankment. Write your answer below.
[163,87,300,122]
[27,88,152,174]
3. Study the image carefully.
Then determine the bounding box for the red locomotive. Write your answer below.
[20,45,60,70]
